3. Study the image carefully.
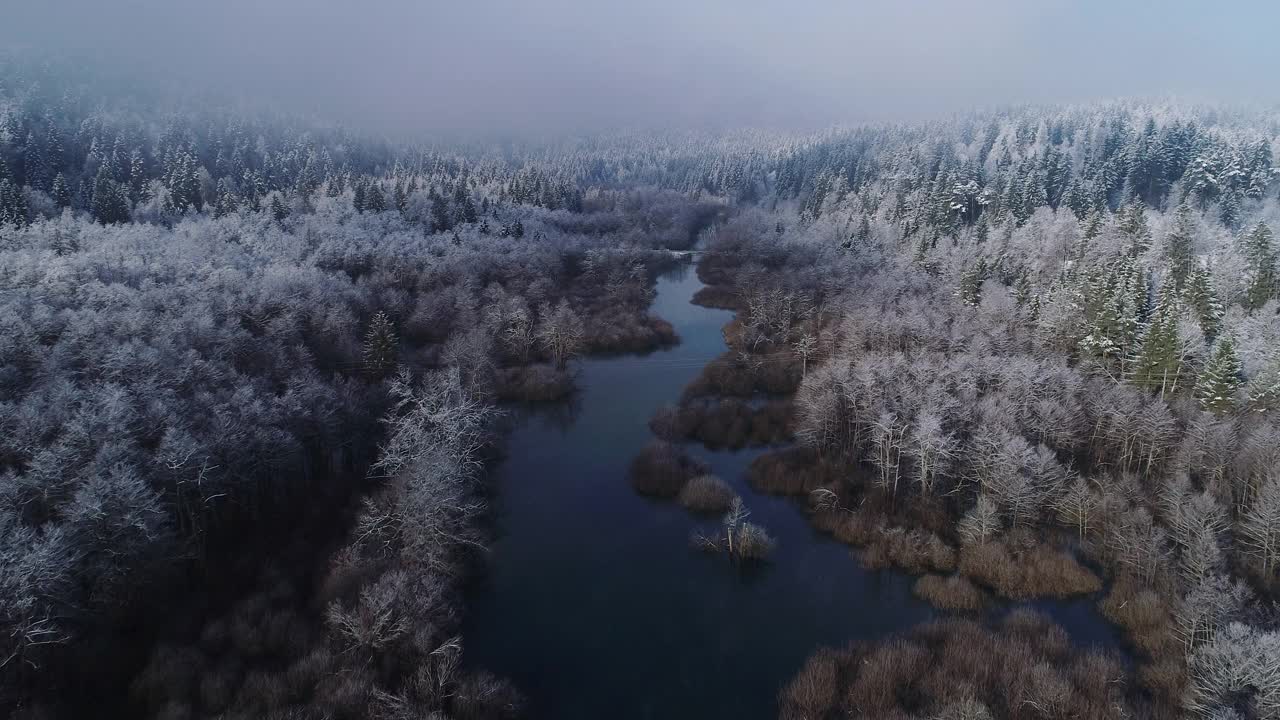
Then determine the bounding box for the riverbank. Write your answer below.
[462,259,1122,719]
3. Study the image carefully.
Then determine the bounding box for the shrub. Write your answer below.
[784,613,1134,720]
[959,541,1101,599]
[629,441,707,498]
[681,352,802,399]
[860,528,956,575]
[691,285,741,310]
[451,671,523,720]
[779,647,843,720]
[748,447,848,495]
[811,506,882,546]
[913,574,987,611]
[657,397,793,450]
[583,314,677,354]
[492,365,574,402]
[735,522,777,560]
[677,475,737,514]
[1099,577,1176,656]
[692,499,776,562]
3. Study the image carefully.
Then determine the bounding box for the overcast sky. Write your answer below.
[5,0,1279,135]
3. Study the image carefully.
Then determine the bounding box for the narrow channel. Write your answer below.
[462,260,1119,720]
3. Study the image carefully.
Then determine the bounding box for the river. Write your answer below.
[462,261,1119,720]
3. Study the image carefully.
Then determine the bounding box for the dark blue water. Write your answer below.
[463,262,1120,720]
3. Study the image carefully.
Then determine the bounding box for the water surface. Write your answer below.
[463,262,1119,720]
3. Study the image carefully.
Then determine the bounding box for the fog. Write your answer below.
[5,0,1280,134]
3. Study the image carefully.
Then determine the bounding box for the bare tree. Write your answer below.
[793,333,817,377]
[1239,478,1280,576]
[869,412,907,501]
[1054,477,1101,541]
[1185,621,1280,718]
[909,409,957,495]
[723,497,750,556]
[538,300,585,369]
[1176,575,1250,652]
[958,496,1002,545]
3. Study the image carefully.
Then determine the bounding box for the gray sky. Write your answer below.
[5,0,1279,134]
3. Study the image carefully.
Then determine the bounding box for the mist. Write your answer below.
[5,0,1280,134]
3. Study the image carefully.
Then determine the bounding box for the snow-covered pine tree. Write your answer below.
[1183,264,1223,340]
[1243,221,1277,311]
[1131,276,1184,397]
[1196,336,1243,415]
[1166,203,1197,290]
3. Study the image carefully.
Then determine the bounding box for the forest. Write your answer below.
[2,53,1280,720]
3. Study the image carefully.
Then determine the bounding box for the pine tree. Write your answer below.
[363,311,399,377]
[956,262,986,306]
[51,172,71,209]
[366,183,386,213]
[1082,209,1103,240]
[270,194,289,223]
[1196,335,1243,415]
[1243,221,1277,310]
[352,181,367,212]
[0,179,29,226]
[1166,204,1197,290]
[430,193,451,232]
[91,164,129,224]
[1248,358,1280,414]
[326,174,344,197]
[393,181,407,213]
[1219,190,1242,230]
[23,131,49,190]
[1079,257,1147,368]
[1117,198,1151,255]
[1130,276,1183,397]
[1182,264,1223,340]
[129,149,146,202]
[214,178,238,218]
[457,188,478,224]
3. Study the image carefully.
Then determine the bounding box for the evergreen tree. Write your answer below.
[393,181,407,213]
[1196,335,1243,415]
[1117,198,1151,255]
[271,194,289,223]
[51,172,71,209]
[362,311,399,377]
[91,164,130,224]
[1248,359,1280,414]
[366,183,386,213]
[1079,257,1147,368]
[326,174,344,197]
[352,180,367,212]
[956,262,986,306]
[1130,277,1184,397]
[430,193,451,232]
[0,179,29,226]
[213,178,239,218]
[129,149,147,202]
[457,188,478,224]
[1243,221,1277,310]
[1166,203,1197,290]
[1182,264,1223,340]
[23,131,49,190]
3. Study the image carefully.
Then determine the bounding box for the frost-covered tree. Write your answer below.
[1196,336,1243,415]
[1243,221,1277,311]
